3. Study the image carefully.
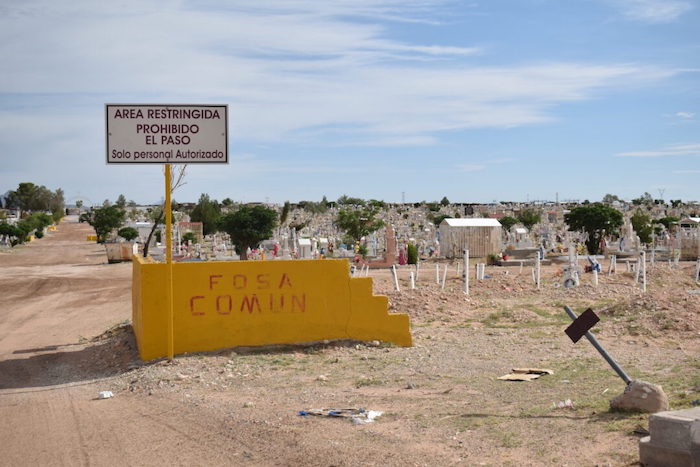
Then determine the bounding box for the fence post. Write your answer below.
[392,265,400,292]
[463,249,469,295]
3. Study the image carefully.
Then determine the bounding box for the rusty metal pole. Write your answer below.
[563,306,631,384]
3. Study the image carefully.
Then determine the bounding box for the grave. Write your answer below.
[367,225,398,269]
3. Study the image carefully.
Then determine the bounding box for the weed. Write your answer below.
[355,376,383,387]
[483,309,514,326]
[499,432,522,448]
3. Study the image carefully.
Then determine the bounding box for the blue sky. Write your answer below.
[1,0,698,205]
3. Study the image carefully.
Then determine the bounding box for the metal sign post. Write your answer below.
[106,104,228,362]
[563,306,631,384]
[165,164,174,360]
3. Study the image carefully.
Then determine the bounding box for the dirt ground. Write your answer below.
[1,217,698,466]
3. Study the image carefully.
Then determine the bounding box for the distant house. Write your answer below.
[439,218,502,259]
[679,217,700,229]
[678,218,700,260]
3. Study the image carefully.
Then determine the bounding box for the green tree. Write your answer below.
[28,212,53,232]
[117,227,139,241]
[632,192,653,206]
[9,212,54,243]
[498,216,518,232]
[115,194,127,208]
[564,203,623,255]
[298,200,327,214]
[82,205,126,243]
[630,210,653,244]
[12,182,38,215]
[0,223,25,246]
[440,196,450,206]
[337,195,365,206]
[601,193,620,205]
[334,206,384,244]
[190,193,221,236]
[431,214,450,227]
[219,205,278,260]
[181,232,197,244]
[76,200,83,210]
[10,182,59,215]
[221,197,234,207]
[656,216,679,230]
[516,208,541,230]
[49,188,65,222]
[427,202,441,212]
[2,191,18,209]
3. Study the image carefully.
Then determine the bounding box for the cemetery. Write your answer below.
[2,194,699,464]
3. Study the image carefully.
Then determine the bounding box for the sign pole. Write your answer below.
[165,164,174,361]
[563,306,631,384]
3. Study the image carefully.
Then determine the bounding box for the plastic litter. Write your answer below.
[553,399,574,409]
[98,391,114,399]
[298,408,384,424]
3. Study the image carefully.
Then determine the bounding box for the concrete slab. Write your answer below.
[639,407,700,467]
[649,407,700,452]
[639,436,695,466]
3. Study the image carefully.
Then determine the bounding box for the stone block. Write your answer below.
[649,407,700,452]
[639,407,700,467]
[639,436,695,466]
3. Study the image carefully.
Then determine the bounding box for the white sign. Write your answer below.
[106,104,228,164]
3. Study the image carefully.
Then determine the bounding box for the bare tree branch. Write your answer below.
[142,165,187,258]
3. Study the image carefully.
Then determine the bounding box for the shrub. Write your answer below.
[182,232,197,244]
[407,243,418,264]
[117,227,139,242]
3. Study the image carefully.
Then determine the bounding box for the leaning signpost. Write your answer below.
[563,305,668,412]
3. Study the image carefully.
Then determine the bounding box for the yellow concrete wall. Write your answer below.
[132,257,411,360]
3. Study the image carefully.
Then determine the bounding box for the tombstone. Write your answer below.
[298,238,313,259]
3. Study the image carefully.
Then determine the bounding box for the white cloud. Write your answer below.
[675,112,696,118]
[672,169,700,174]
[0,0,677,148]
[616,143,700,157]
[610,0,693,23]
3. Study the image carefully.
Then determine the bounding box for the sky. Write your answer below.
[1,0,698,206]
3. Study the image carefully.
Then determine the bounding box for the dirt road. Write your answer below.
[0,219,247,466]
[1,218,698,466]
